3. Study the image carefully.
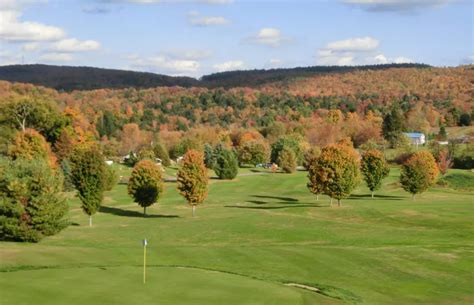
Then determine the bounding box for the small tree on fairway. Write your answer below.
[361,149,390,198]
[128,160,164,216]
[310,144,360,206]
[177,150,208,216]
[277,147,297,173]
[237,140,270,167]
[214,148,238,180]
[306,149,323,201]
[70,145,107,226]
[400,151,439,200]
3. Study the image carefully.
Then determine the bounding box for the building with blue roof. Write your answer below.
[403,132,426,146]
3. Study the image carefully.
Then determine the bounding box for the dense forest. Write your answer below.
[0,65,472,166]
[0,63,430,91]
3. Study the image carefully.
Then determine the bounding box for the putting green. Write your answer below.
[0,266,341,305]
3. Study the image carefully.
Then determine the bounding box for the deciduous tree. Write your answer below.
[70,145,107,226]
[128,160,164,215]
[214,148,238,179]
[400,151,439,199]
[176,150,208,216]
[360,149,390,198]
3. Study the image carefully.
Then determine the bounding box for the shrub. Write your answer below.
[128,160,164,215]
[400,151,439,199]
[360,149,390,197]
[0,157,68,242]
[214,148,239,179]
[176,150,208,216]
[237,140,270,167]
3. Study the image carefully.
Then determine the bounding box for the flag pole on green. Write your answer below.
[143,239,147,284]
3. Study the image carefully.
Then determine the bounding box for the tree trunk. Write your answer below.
[330,198,333,206]
[337,199,341,207]
[89,215,92,227]
[412,194,416,201]
[371,191,374,199]
[316,194,319,201]
[192,205,196,217]
[144,206,147,216]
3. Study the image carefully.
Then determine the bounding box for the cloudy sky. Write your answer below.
[0,0,472,77]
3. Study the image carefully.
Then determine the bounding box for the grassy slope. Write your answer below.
[0,167,473,305]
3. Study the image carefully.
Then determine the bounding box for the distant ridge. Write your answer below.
[0,63,431,91]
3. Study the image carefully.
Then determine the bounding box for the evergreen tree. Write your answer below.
[383,106,404,147]
[176,150,208,216]
[70,145,107,226]
[128,160,164,215]
[0,157,68,242]
[214,148,238,179]
[400,151,439,199]
[360,149,390,198]
[203,143,215,169]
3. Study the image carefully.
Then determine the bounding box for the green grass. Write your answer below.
[438,170,474,191]
[1,167,473,305]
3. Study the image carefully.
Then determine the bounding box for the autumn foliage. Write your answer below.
[307,144,360,206]
[8,129,57,168]
[400,151,440,199]
[128,160,164,215]
[176,149,208,216]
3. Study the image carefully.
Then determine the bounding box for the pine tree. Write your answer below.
[176,150,208,216]
[0,157,68,242]
[360,149,390,198]
[128,160,164,215]
[70,145,107,226]
[214,148,238,179]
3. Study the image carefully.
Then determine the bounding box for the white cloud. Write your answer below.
[163,48,212,60]
[187,11,229,26]
[50,38,101,52]
[39,52,74,62]
[462,54,474,64]
[326,36,379,52]
[0,50,21,65]
[342,0,453,12]
[129,54,201,75]
[246,28,291,47]
[374,54,413,64]
[22,42,41,52]
[317,36,413,66]
[213,60,245,72]
[0,10,65,42]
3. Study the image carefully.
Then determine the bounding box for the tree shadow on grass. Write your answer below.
[348,194,404,201]
[99,206,180,218]
[225,203,326,210]
[252,195,299,202]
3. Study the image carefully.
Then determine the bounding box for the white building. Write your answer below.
[403,132,426,146]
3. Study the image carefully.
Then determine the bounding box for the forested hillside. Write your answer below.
[0,63,430,91]
[0,65,472,161]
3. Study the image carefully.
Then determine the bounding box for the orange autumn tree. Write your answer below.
[176,149,208,217]
[307,143,360,206]
[8,128,57,168]
[400,151,439,200]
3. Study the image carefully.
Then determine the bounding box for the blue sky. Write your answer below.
[0,0,472,77]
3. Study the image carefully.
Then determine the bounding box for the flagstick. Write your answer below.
[143,239,147,284]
